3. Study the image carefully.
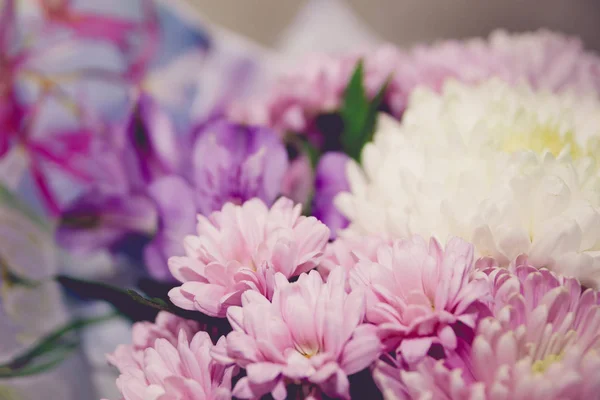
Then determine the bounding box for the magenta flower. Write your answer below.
[1,0,158,214]
[107,312,233,400]
[212,267,382,400]
[168,197,330,317]
[374,261,600,400]
[350,236,489,362]
[120,94,184,190]
[56,190,158,253]
[39,0,138,45]
[191,120,289,215]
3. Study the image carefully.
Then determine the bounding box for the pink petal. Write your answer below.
[246,362,283,385]
[339,325,381,374]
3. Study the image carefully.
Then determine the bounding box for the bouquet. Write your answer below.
[2,2,600,399]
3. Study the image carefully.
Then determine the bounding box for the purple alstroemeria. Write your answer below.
[143,176,197,281]
[313,151,350,238]
[119,93,183,190]
[191,119,288,215]
[56,190,158,254]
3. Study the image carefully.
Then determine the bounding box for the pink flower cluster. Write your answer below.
[229,30,600,144]
[107,198,600,399]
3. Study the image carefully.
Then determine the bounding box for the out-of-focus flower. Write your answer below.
[56,190,158,254]
[191,120,289,215]
[280,154,313,205]
[231,30,600,144]
[143,176,196,281]
[373,260,600,400]
[106,312,233,400]
[350,236,488,362]
[312,152,351,238]
[337,80,600,288]
[228,47,399,148]
[119,93,183,190]
[212,267,381,400]
[168,197,329,317]
[1,0,157,214]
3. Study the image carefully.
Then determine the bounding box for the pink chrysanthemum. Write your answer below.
[318,234,385,289]
[374,260,600,400]
[212,267,382,400]
[168,197,330,317]
[350,236,489,362]
[106,312,233,400]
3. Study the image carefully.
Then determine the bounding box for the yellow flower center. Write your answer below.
[531,353,563,374]
[499,123,581,159]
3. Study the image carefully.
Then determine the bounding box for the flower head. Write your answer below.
[374,260,600,400]
[337,80,600,288]
[191,120,289,215]
[168,197,330,317]
[213,267,381,400]
[107,312,233,400]
[350,236,488,362]
[56,190,158,253]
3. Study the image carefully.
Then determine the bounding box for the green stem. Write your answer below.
[0,312,118,378]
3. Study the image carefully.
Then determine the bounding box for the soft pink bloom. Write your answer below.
[106,312,233,400]
[168,197,330,317]
[228,47,399,148]
[374,260,600,400]
[280,155,314,205]
[212,267,381,400]
[350,236,489,362]
[107,312,202,371]
[318,234,385,289]
[229,30,600,147]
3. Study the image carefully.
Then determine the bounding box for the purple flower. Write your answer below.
[56,190,158,253]
[119,93,183,189]
[143,176,197,281]
[191,120,288,215]
[313,152,350,237]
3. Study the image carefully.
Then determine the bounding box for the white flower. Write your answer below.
[336,79,600,288]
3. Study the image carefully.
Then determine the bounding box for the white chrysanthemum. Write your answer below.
[336,79,600,288]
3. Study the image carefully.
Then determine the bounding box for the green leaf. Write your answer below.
[340,61,392,162]
[340,60,369,160]
[360,75,392,158]
[56,275,229,329]
[299,139,320,169]
[0,344,78,379]
[57,275,173,322]
[0,313,117,378]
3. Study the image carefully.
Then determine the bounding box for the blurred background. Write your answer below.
[188,0,600,51]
